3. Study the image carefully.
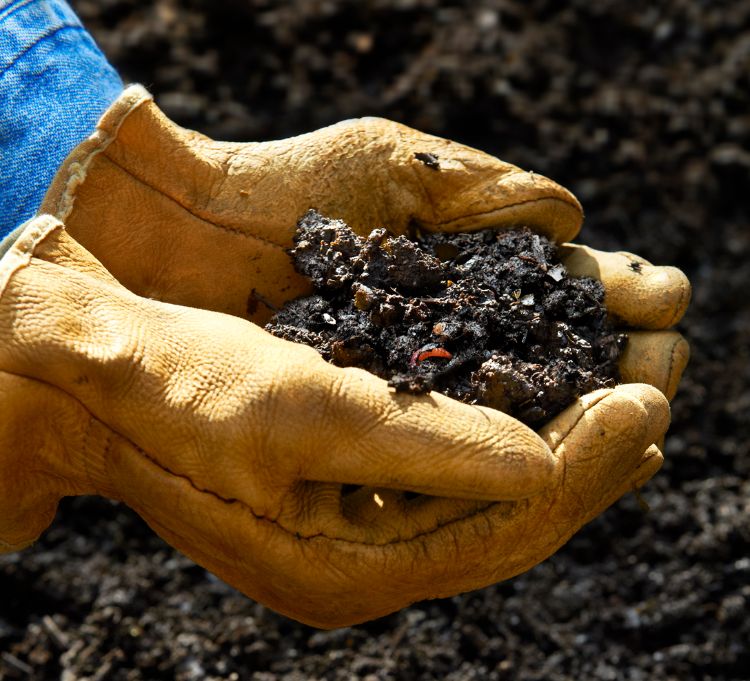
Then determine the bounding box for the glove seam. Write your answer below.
[418,195,582,240]
[40,84,153,222]
[0,215,63,299]
[0,534,36,552]
[665,335,688,400]
[538,388,612,452]
[98,151,290,252]
[665,274,691,327]
[81,412,116,498]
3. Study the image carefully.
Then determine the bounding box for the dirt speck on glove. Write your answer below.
[266,210,626,427]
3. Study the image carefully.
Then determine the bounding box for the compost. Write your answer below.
[266,211,624,428]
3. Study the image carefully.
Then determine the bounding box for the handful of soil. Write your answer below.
[266,210,626,428]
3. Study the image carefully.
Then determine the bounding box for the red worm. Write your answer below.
[410,347,453,366]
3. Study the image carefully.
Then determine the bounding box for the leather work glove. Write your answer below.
[0,86,690,627]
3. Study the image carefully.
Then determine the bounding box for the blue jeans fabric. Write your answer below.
[0,0,123,239]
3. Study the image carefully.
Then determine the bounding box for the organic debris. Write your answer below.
[266,210,626,427]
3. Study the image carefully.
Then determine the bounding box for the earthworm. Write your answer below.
[410,346,453,366]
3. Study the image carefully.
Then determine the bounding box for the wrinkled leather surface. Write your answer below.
[0,88,691,627]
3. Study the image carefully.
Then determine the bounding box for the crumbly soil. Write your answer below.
[2,1,748,680]
[266,211,624,428]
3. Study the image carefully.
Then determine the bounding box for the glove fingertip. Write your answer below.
[620,331,690,401]
[561,245,691,329]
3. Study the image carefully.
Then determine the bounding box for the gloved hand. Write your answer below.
[0,86,690,627]
[0,217,676,628]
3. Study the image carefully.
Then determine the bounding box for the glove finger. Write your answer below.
[549,442,664,540]
[629,443,665,491]
[619,330,690,400]
[380,122,583,243]
[560,244,691,329]
[537,383,669,522]
[285,363,556,502]
[291,385,670,622]
[283,381,670,546]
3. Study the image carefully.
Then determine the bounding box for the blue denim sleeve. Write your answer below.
[0,0,123,239]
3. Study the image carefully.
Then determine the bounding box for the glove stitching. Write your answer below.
[419,195,581,232]
[533,458,571,547]
[100,152,289,252]
[666,275,691,327]
[540,389,612,452]
[81,413,103,494]
[48,87,153,222]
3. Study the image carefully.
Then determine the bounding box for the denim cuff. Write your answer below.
[0,0,123,240]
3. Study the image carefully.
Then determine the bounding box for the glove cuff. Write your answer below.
[0,85,149,266]
[0,219,32,263]
[41,84,154,223]
[0,215,60,299]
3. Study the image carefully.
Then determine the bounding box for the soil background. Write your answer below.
[2,1,749,679]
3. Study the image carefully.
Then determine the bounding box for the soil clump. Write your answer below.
[266,211,624,428]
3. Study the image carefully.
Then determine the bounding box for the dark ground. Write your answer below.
[1,1,749,679]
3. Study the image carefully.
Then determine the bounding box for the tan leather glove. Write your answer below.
[1,217,675,628]
[0,86,690,627]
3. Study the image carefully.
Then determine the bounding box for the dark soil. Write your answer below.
[267,211,623,428]
[2,1,749,680]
